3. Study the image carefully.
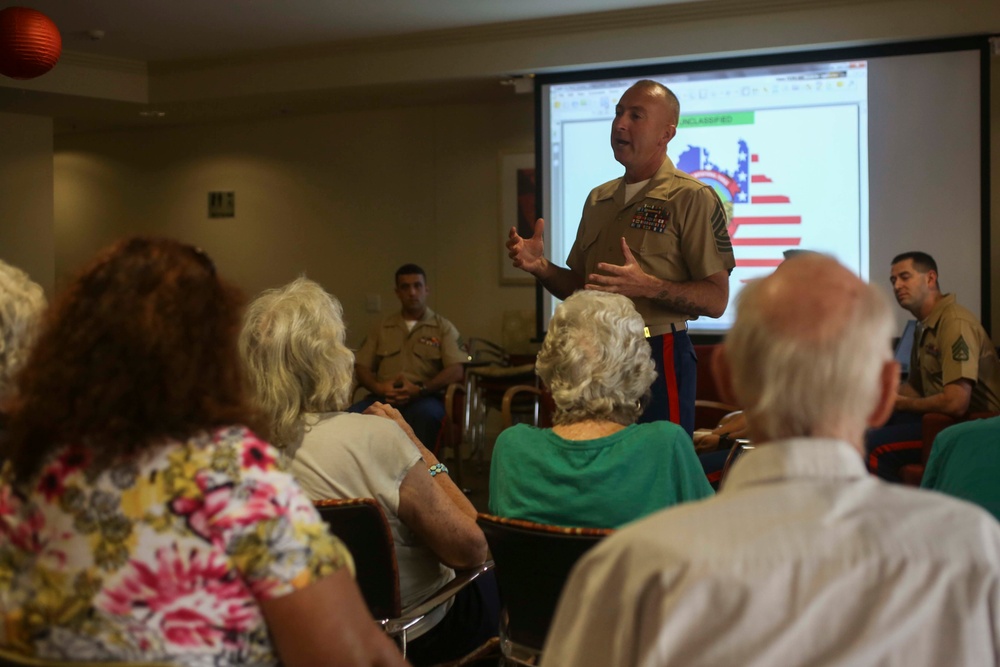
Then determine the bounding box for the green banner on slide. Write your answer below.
[679,112,755,128]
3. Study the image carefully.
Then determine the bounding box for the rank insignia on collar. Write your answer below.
[630,204,669,233]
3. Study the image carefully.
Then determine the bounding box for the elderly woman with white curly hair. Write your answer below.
[489,290,712,529]
[239,277,498,667]
[0,259,46,407]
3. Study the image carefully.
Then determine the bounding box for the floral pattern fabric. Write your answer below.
[0,426,351,666]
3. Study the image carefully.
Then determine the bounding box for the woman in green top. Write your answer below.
[489,291,713,529]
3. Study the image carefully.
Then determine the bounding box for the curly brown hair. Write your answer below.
[2,236,258,480]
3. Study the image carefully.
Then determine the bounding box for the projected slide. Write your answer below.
[544,61,869,332]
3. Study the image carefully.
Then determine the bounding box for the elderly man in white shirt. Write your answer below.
[542,253,1000,667]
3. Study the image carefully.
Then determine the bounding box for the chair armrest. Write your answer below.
[921,410,1000,465]
[384,561,495,635]
[694,399,741,413]
[921,412,961,464]
[444,382,466,430]
[502,385,543,429]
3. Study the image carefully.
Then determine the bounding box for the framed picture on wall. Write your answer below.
[498,151,537,285]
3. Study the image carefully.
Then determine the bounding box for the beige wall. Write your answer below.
[0,112,54,293]
[54,98,536,348]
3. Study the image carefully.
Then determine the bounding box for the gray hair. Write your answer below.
[725,265,894,441]
[239,277,354,447]
[537,291,656,426]
[0,260,46,400]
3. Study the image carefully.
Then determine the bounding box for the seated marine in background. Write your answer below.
[489,290,713,529]
[349,264,466,450]
[0,238,404,667]
[240,277,497,667]
[867,251,1000,481]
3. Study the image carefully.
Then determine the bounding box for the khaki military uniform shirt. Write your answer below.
[909,294,1000,413]
[566,156,735,327]
[355,307,465,388]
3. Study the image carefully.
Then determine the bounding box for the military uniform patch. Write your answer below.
[710,198,732,253]
[630,205,669,233]
[952,336,970,362]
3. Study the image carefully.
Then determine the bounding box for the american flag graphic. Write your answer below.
[678,141,801,273]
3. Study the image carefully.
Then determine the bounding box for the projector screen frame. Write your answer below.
[529,35,993,344]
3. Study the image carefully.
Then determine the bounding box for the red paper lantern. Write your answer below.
[0,6,62,80]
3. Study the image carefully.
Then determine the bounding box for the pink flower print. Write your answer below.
[55,446,91,475]
[98,545,260,651]
[240,438,276,473]
[0,485,44,553]
[33,446,92,502]
[170,484,237,543]
[171,479,285,545]
[36,467,65,502]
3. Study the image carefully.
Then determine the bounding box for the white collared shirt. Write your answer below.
[542,438,1000,667]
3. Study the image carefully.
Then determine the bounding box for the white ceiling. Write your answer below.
[25,0,705,63]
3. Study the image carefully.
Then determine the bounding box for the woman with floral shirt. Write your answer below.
[0,237,405,667]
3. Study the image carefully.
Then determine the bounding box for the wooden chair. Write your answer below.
[438,380,468,487]
[314,498,493,659]
[500,383,555,430]
[0,648,172,667]
[691,343,741,430]
[477,513,612,666]
[464,349,535,457]
[719,438,755,488]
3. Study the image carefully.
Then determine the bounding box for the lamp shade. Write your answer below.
[0,6,62,80]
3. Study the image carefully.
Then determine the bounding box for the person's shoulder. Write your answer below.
[376,311,403,328]
[583,498,709,564]
[335,411,413,443]
[305,413,417,467]
[938,296,981,326]
[494,423,544,451]
[588,176,623,202]
[936,414,1000,445]
[875,482,1000,547]
[427,308,459,331]
[633,420,690,442]
[669,167,712,192]
[162,426,290,498]
[496,422,540,440]
[200,425,282,469]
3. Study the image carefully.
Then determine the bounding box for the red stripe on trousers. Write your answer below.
[661,334,680,426]
[868,440,921,473]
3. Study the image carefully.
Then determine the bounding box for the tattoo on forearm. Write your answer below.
[654,291,699,315]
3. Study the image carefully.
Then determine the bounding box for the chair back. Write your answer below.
[501,383,555,430]
[477,514,612,656]
[314,498,401,619]
[720,438,755,486]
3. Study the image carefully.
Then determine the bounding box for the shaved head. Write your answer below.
[628,79,680,125]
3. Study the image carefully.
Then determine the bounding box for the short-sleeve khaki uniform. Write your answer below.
[355,307,465,388]
[567,156,736,328]
[909,294,1000,413]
